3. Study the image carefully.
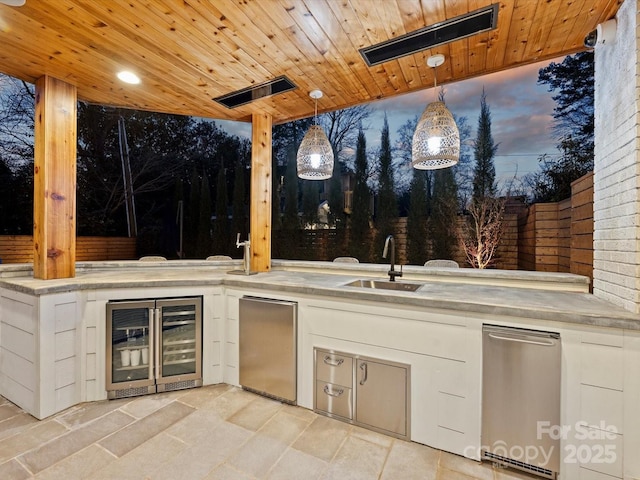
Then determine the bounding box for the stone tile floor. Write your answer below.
[0,384,539,479]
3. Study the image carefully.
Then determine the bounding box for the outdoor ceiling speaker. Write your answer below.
[584,19,616,48]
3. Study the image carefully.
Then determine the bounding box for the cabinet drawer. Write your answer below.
[315,381,353,420]
[316,350,353,387]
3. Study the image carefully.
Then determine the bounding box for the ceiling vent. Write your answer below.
[213,76,297,109]
[360,4,499,66]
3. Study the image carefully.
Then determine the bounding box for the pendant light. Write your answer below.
[297,90,334,180]
[412,54,460,170]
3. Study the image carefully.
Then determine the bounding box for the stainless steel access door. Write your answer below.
[355,357,409,438]
[239,296,297,403]
[482,325,561,479]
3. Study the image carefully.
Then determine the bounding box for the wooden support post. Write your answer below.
[250,113,272,273]
[33,76,77,279]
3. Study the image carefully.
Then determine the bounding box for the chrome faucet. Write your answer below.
[383,234,403,282]
[236,233,251,275]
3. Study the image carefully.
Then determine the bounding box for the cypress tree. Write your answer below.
[349,128,371,262]
[195,174,212,258]
[430,167,459,260]
[374,115,398,262]
[231,157,247,245]
[327,145,343,229]
[173,178,185,258]
[472,90,498,202]
[278,145,301,259]
[213,166,229,255]
[406,169,428,265]
[301,180,319,229]
[272,150,283,232]
[282,145,299,230]
[185,169,200,258]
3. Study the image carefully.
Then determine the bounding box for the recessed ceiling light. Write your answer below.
[117,71,140,84]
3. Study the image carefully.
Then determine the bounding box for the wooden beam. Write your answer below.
[250,112,272,273]
[33,76,77,280]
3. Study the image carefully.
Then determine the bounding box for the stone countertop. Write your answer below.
[0,260,638,330]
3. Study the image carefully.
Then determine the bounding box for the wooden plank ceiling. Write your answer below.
[0,0,621,125]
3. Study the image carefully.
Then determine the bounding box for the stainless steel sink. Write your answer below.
[344,279,424,292]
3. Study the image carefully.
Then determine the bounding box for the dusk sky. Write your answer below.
[218,57,563,191]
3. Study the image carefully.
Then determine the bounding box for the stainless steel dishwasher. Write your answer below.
[239,296,297,404]
[482,325,561,479]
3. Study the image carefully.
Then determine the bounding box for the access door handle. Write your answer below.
[323,356,344,367]
[323,385,344,397]
[359,362,368,385]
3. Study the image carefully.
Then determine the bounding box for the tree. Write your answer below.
[528,52,595,201]
[395,116,427,211]
[538,51,594,157]
[76,105,194,236]
[272,118,309,232]
[275,145,301,259]
[406,169,428,264]
[213,166,229,255]
[327,145,344,228]
[195,174,212,258]
[320,105,372,167]
[272,148,283,232]
[0,74,34,169]
[430,168,459,260]
[0,156,32,234]
[374,115,398,262]
[319,105,372,231]
[349,128,372,262]
[185,169,201,257]
[282,145,300,231]
[171,178,185,258]
[472,90,498,201]
[526,136,593,202]
[452,115,473,209]
[301,180,319,228]
[231,156,248,244]
[458,196,506,268]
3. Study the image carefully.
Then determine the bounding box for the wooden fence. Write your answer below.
[0,236,137,263]
[0,173,594,280]
[517,172,594,284]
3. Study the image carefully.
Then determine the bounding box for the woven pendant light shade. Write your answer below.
[297,89,334,180]
[297,124,334,180]
[411,54,460,170]
[412,101,460,170]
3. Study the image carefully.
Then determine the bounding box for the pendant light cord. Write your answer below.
[433,65,438,102]
[314,97,318,125]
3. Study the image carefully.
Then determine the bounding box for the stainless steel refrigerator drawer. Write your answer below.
[316,351,353,387]
[315,381,353,420]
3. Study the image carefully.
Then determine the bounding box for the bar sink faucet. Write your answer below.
[383,234,403,282]
[236,233,251,275]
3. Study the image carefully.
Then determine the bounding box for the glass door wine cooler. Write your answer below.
[106,297,202,399]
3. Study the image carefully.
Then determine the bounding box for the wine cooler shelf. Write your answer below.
[113,341,196,372]
[107,297,203,399]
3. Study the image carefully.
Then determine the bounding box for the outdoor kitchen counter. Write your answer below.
[0,260,638,330]
[2,259,640,480]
